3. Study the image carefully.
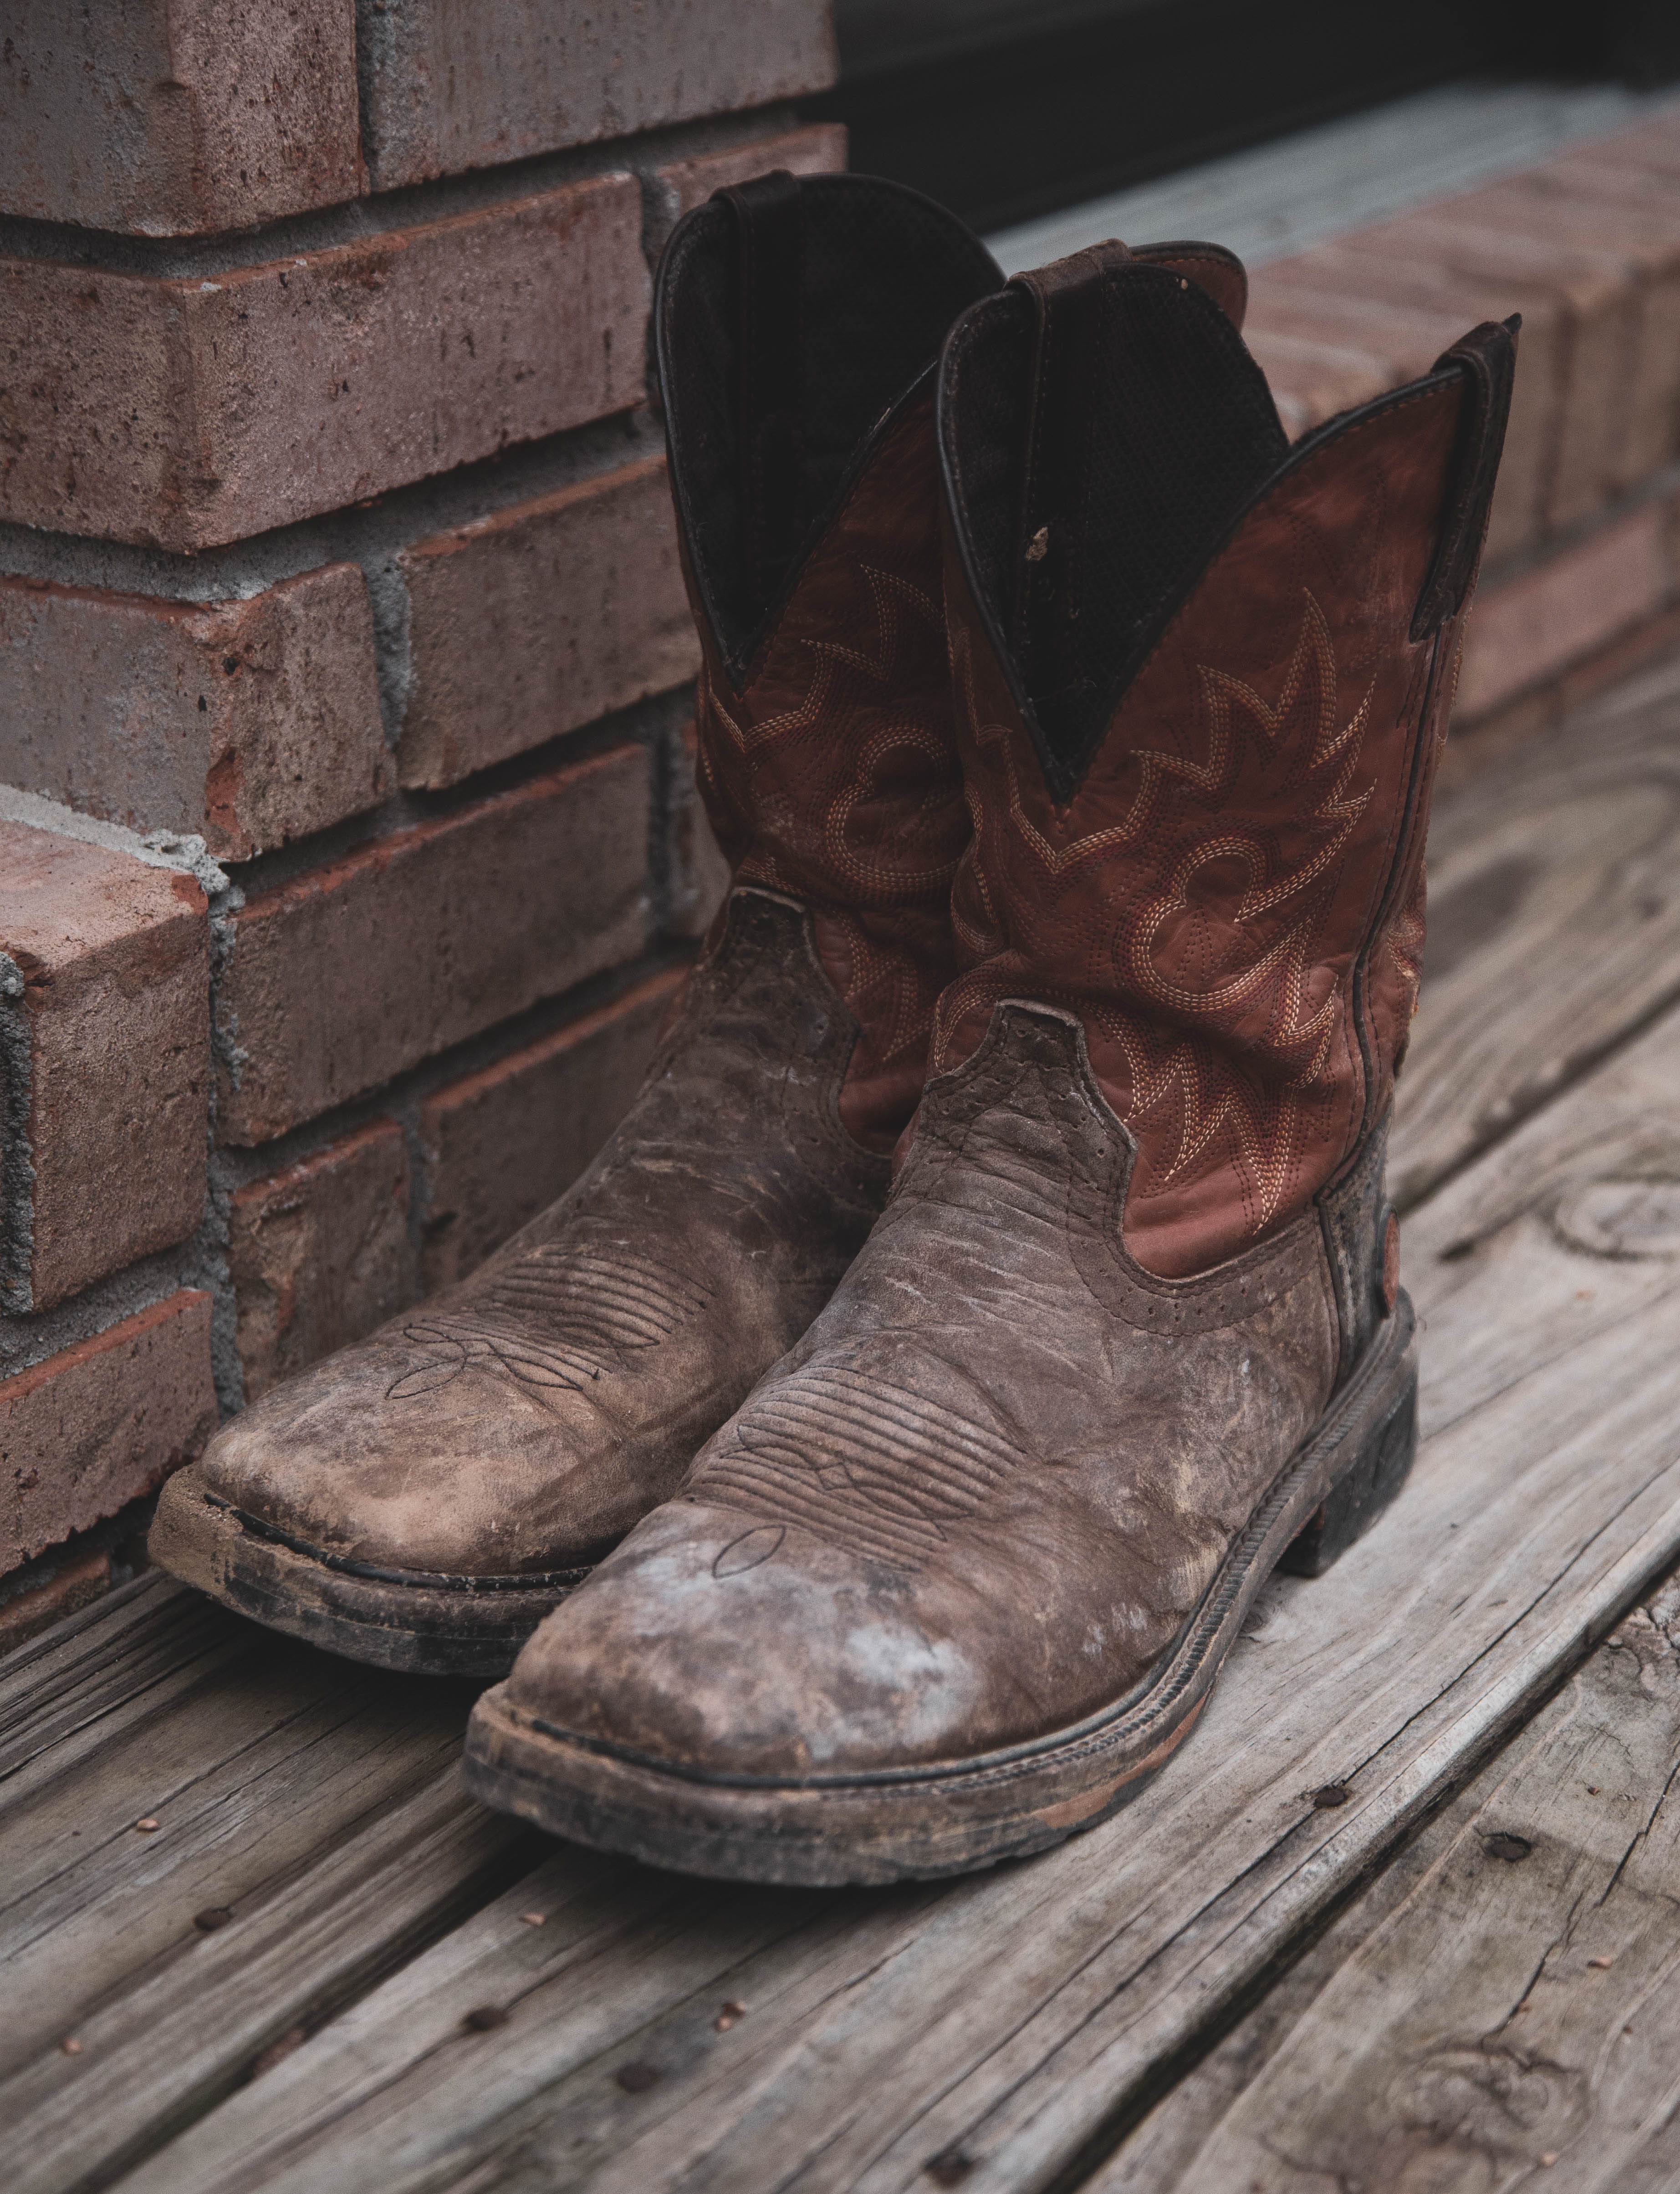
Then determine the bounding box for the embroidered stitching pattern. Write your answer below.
[703,567,942,762]
[823,719,965,898]
[696,544,966,1116]
[946,589,1379,1239]
[815,906,949,1068]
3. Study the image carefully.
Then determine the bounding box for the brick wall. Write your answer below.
[0,0,840,1641]
[3,15,1679,1641]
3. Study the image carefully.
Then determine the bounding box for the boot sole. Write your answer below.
[460,1297,1419,1883]
[149,1467,588,1679]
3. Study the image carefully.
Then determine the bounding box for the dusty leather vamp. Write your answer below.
[502,1000,1340,1775]
[196,891,890,1578]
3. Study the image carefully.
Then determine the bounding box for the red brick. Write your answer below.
[1245,281,1464,367]
[668,720,733,941]
[419,968,684,1291]
[654,122,848,233]
[1256,250,1562,561]
[230,1119,416,1400]
[0,177,649,553]
[397,457,698,790]
[1501,155,1680,491]
[1241,328,1390,440]
[1244,290,1469,418]
[0,0,362,234]
[0,1546,112,1653]
[217,745,650,1144]
[1,1291,216,1572]
[1,823,208,1310]
[0,565,387,859]
[1349,207,1635,535]
[1456,498,1672,721]
[360,0,838,191]
[1572,114,1680,184]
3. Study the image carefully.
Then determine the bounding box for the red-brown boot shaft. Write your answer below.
[935,250,1516,1272]
[656,173,1000,1146]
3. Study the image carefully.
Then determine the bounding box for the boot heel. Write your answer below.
[1279,1335,1418,1579]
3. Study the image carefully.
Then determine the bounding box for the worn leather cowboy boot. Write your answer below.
[463,244,1515,1876]
[150,173,1003,1675]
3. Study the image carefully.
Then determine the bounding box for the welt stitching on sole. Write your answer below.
[209,1495,592,1595]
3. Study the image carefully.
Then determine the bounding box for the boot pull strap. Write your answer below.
[1410,314,1520,640]
[1006,240,1133,691]
[716,170,807,612]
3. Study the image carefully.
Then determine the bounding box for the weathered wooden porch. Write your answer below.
[7,649,1680,2194]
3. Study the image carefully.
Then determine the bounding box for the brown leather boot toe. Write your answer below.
[481,1491,988,1785]
[463,1005,1415,1880]
[463,244,1516,1865]
[152,891,891,1676]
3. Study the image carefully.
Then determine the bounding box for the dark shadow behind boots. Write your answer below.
[463,245,1516,1879]
[149,174,1003,1676]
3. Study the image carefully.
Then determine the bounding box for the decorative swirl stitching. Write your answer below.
[945,589,1381,1244]
[385,1248,714,1403]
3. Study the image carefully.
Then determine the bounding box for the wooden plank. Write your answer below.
[109,997,1680,2194]
[0,1572,536,2194]
[1390,649,1680,1211]
[10,1772,537,2194]
[1095,1568,1680,2192]
[1400,952,1680,1441]
[0,1572,255,1796]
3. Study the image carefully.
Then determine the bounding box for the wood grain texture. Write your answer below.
[1390,650,1680,1212]
[1098,1570,1680,2192]
[1403,987,1680,1443]
[6,662,1678,2194]
[0,1574,533,2194]
[110,995,1680,2194]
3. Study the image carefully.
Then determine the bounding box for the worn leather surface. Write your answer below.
[935,373,1473,1276]
[503,1003,1340,1775]
[1317,1118,1394,1384]
[1021,239,1249,329]
[196,893,890,1577]
[689,385,973,1149]
[1134,241,1249,329]
[489,261,1498,1802]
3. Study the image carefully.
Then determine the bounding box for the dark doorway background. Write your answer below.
[804,0,1680,236]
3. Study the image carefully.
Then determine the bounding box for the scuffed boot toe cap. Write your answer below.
[502,1498,996,1780]
[194,1328,625,1579]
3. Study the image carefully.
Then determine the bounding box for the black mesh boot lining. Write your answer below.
[941,260,1289,799]
[657,173,1001,682]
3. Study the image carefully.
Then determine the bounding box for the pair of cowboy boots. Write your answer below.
[153,171,1514,1887]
